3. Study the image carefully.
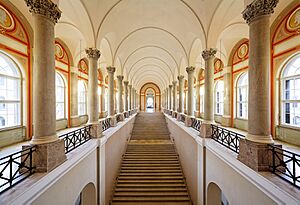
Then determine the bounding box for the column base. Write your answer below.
[185,116,193,127]
[110,116,117,127]
[118,113,125,121]
[238,138,277,171]
[176,113,182,121]
[200,121,213,138]
[221,115,231,127]
[89,122,103,138]
[70,116,81,127]
[194,111,200,118]
[172,111,177,118]
[99,111,107,119]
[24,139,66,172]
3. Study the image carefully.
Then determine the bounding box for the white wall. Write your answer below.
[165,114,300,205]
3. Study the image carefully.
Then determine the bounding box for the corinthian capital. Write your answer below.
[25,0,61,24]
[186,66,195,74]
[202,48,217,61]
[106,66,116,73]
[124,81,129,86]
[117,75,124,81]
[85,48,101,59]
[177,75,184,81]
[242,0,278,24]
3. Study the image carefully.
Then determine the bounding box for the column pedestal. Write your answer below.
[199,122,213,138]
[89,123,103,138]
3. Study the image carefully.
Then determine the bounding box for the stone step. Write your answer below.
[114,187,188,192]
[112,196,191,202]
[111,202,192,205]
[117,179,185,184]
[118,176,184,180]
[113,192,188,196]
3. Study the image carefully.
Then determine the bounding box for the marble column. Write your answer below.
[168,85,172,111]
[238,0,278,171]
[172,81,177,117]
[177,75,184,120]
[185,66,195,126]
[195,82,200,118]
[124,81,129,114]
[117,75,124,121]
[200,48,216,137]
[130,86,134,110]
[86,48,101,124]
[222,66,232,126]
[25,0,66,172]
[165,88,168,110]
[100,84,106,118]
[128,85,132,111]
[107,66,117,126]
[86,48,102,138]
[70,67,80,127]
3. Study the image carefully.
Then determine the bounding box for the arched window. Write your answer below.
[215,80,224,115]
[281,55,300,127]
[200,86,204,113]
[56,72,65,119]
[78,80,87,115]
[236,72,248,119]
[0,53,21,128]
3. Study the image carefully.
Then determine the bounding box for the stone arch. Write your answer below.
[140,83,161,112]
[207,182,222,205]
[80,182,97,205]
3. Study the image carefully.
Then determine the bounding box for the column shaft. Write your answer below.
[178,76,184,113]
[202,49,216,122]
[117,76,124,113]
[186,67,195,116]
[107,67,116,116]
[168,85,172,110]
[172,81,177,111]
[124,81,129,111]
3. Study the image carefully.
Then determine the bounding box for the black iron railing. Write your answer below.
[269,145,300,189]
[0,146,36,194]
[180,114,186,123]
[102,118,111,132]
[191,118,202,131]
[211,125,245,153]
[60,125,92,154]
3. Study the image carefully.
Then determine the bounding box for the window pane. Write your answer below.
[56,73,65,119]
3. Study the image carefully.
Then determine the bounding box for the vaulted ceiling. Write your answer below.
[9,0,294,90]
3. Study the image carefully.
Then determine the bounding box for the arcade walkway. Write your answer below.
[111,113,192,205]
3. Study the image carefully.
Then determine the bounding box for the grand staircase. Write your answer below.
[111,112,192,205]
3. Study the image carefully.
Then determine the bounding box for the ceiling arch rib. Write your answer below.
[135,76,164,91]
[131,69,168,88]
[129,65,169,85]
[96,0,206,51]
[113,27,188,65]
[124,45,179,69]
[122,46,178,76]
[134,73,166,89]
[126,57,174,79]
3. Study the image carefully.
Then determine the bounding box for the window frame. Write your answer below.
[215,80,224,115]
[236,72,248,120]
[0,52,23,130]
[78,80,87,116]
[280,55,300,128]
[55,72,66,120]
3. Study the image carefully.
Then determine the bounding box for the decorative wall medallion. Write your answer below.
[237,43,248,59]
[287,8,300,32]
[214,58,223,73]
[55,43,64,59]
[0,6,15,31]
[79,59,88,74]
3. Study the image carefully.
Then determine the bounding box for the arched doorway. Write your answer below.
[140,82,161,112]
[145,88,155,112]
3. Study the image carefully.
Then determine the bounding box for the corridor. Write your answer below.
[111,113,192,205]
